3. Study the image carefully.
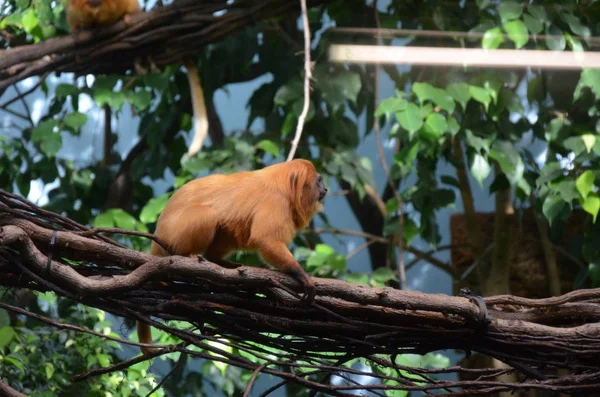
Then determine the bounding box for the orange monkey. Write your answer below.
[66,0,140,29]
[137,159,327,354]
[65,0,209,157]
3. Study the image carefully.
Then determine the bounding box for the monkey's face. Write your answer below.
[316,173,327,202]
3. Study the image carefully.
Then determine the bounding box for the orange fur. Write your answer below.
[138,159,327,354]
[66,0,140,31]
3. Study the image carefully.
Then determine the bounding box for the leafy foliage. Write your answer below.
[4,0,600,394]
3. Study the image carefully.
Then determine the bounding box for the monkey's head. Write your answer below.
[282,159,327,227]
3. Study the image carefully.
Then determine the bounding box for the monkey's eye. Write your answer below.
[317,175,323,183]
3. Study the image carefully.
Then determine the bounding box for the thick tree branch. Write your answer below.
[0,0,334,95]
[3,191,600,394]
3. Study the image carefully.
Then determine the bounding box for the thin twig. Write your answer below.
[12,83,33,126]
[144,351,187,397]
[286,0,312,162]
[243,364,268,397]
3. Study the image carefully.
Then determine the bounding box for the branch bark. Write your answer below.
[0,0,334,95]
[3,195,600,395]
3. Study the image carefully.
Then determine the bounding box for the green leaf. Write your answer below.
[447,116,460,137]
[422,113,447,140]
[32,119,58,142]
[126,90,152,111]
[488,140,524,184]
[470,153,491,186]
[469,86,492,111]
[41,133,62,158]
[582,134,596,153]
[527,4,548,22]
[3,357,24,371]
[564,136,588,156]
[441,175,461,188]
[21,8,39,33]
[561,13,590,38]
[580,193,600,223]
[503,20,529,49]
[465,130,491,153]
[281,112,296,137]
[545,26,566,51]
[45,362,55,380]
[55,83,77,99]
[274,80,303,106]
[93,212,115,228]
[482,27,505,49]
[447,83,471,110]
[257,140,280,156]
[396,103,423,136]
[64,112,88,130]
[498,2,523,22]
[140,193,170,224]
[372,267,397,283]
[93,88,125,109]
[317,70,362,111]
[291,98,315,122]
[375,97,407,117]
[517,178,532,197]
[112,209,137,230]
[0,326,16,349]
[576,170,595,199]
[345,273,369,286]
[412,83,455,113]
[523,13,543,34]
[394,140,420,166]
[412,82,437,104]
[477,0,491,9]
[97,354,111,367]
[575,69,600,100]
[566,34,584,53]
[542,194,565,225]
[556,180,579,203]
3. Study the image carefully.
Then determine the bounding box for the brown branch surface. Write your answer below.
[1,189,600,395]
[0,0,333,95]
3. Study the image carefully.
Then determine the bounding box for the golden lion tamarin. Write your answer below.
[65,0,209,157]
[66,0,140,29]
[137,159,327,354]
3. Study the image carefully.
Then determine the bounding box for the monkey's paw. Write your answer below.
[300,278,316,305]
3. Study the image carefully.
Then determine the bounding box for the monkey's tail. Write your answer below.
[137,321,156,355]
[183,59,209,157]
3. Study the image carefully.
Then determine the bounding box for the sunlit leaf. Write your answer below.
[396,103,423,136]
[257,140,280,156]
[580,193,600,223]
[503,20,529,49]
[482,27,505,49]
[470,153,491,186]
[576,170,595,200]
[140,193,171,224]
[375,97,407,117]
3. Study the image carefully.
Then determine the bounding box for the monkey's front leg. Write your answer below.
[256,241,315,304]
